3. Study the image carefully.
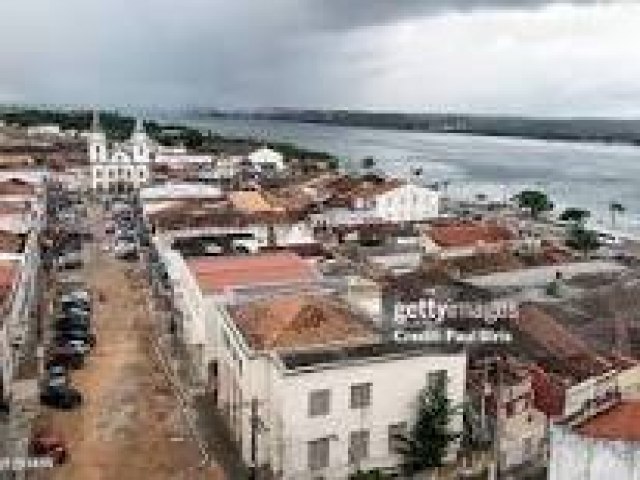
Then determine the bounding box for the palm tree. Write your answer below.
[609,202,625,229]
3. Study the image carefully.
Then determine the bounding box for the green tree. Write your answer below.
[394,376,461,476]
[514,190,554,219]
[609,202,625,228]
[559,207,590,224]
[566,224,600,257]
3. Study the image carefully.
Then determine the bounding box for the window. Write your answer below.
[348,430,370,464]
[308,438,330,471]
[505,400,515,418]
[523,437,533,458]
[308,389,331,417]
[388,422,407,453]
[108,169,115,179]
[139,170,145,178]
[350,383,372,409]
[95,169,102,178]
[427,370,447,390]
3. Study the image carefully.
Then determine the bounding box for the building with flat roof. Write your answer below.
[149,245,467,479]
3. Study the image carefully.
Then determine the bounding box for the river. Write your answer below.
[179,116,640,237]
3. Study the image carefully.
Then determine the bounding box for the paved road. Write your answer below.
[36,205,224,480]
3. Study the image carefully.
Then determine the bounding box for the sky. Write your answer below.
[1,0,639,116]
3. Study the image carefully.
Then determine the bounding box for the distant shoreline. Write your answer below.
[190,111,640,149]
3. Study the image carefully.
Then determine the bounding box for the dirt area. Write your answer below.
[36,208,225,480]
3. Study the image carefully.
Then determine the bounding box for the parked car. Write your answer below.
[46,364,68,383]
[60,295,91,310]
[54,317,90,331]
[55,339,91,356]
[60,306,91,320]
[40,374,68,390]
[29,430,69,465]
[46,346,85,370]
[40,385,82,410]
[114,240,137,260]
[55,330,96,348]
[57,252,83,270]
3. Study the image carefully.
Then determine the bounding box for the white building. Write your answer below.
[27,124,61,137]
[549,399,640,480]
[318,181,440,227]
[88,113,153,193]
[248,147,285,172]
[155,145,214,166]
[151,249,466,479]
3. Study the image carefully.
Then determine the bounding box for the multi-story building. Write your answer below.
[88,113,153,194]
[150,248,467,479]
[312,176,440,227]
[0,172,46,406]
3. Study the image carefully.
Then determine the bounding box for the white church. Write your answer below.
[88,112,154,194]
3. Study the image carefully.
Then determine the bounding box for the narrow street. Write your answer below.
[36,204,224,480]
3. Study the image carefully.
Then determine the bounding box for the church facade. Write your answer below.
[88,113,154,193]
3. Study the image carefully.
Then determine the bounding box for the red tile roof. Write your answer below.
[0,260,18,311]
[188,252,319,294]
[0,230,25,253]
[0,178,37,196]
[231,294,377,350]
[577,402,640,441]
[428,221,514,248]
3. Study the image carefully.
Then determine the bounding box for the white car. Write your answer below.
[114,241,137,259]
[62,340,91,355]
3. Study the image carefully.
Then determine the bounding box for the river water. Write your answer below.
[181,116,640,236]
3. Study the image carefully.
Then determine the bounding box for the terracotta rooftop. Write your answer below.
[0,259,18,313]
[230,294,377,350]
[577,401,640,441]
[323,175,404,207]
[0,155,35,168]
[188,252,320,294]
[0,201,30,215]
[0,178,37,196]
[428,221,514,248]
[229,190,284,214]
[0,230,26,253]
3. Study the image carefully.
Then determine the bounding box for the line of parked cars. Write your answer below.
[41,283,94,410]
[108,199,141,261]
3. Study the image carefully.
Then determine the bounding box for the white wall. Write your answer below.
[234,352,467,479]
[374,184,439,223]
[550,425,640,480]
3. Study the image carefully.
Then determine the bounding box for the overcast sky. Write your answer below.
[1,0,639,116]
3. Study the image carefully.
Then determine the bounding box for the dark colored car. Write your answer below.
[40,385,82,410]
[29,430,69,465]
[46,346,85,370]
[55,330,96,348]
[60,298,91,313]
[54,319,90,332]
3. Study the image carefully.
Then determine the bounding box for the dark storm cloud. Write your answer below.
[0,0,633,114]
[299,0,601,31]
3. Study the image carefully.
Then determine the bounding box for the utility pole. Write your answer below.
[250,398,260,480]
